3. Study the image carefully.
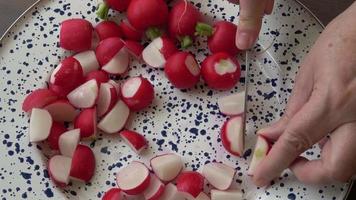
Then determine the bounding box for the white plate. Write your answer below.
[0,0,351,199]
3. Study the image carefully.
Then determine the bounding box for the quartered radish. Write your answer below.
[48,155,72,187]
[98,100,130,134]
[164,52,200,89]
[58,129,80,157]
[196,192,210,200]
[95,20,123,41]
[60,18,93,52]
[74,108,97,139]
[22,88,58,112]
[122,40,144,59]
[143,174,165,200]
[29,108,53,142]
[150,153,183,182]
[159,183,183,200]
[97,82,118,117]
[102,188,124,200]
[142,37,177,68]
[176,171,204,198]
[201,52,241,90]
[119,20,143,41]
[210,189,243,200]
[47,122,67,150]
[220,116,244,157]
[248,135,271,176]
[116,161,150,195]
[44,100,77,122]
[202,162,235,190]
[85,70,110,84]
[73,50,100,75]
[217,91,245,116]
[108,80,121,95]
[67,79,99,109]
[121,76,154,111]
[96,37,129,75]
[70,144,96,183]
[120,130,147,154]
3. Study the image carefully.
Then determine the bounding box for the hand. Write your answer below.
[253,2,356,186]
[229,0,274,50]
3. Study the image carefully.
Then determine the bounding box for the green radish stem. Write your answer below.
[97,3,110,20]
[195,22,213,37]
[146,27,162,40]
[180,36,193,49]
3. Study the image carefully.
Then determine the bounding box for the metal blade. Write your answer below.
[242,50,250,134]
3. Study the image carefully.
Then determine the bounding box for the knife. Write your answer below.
[242,50,250,135]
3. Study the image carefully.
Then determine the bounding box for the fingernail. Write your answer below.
[257,126,272,135]
[236,31,255,50]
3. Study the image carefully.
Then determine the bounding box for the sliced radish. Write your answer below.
[119,19,143,41]
[102,188,124,200]
[59,129,80,157]
[248,135,271,176]
[196,192,210,200]
[73,50,100,75]
[176,171,204,198]
[47,122,67,150]
[60,18,93,52]
[95,20,123,41]
[96,37,129,75]
[98,100,130,134]
[22,88,58,112]
[120,130,147,154]
[116,161,150,195]
[123,40,144,59]
[159,183,183,200]
[48,155,72,187]
[202,162,235,190]
[67,79,99,109]
[44,100,77,122]
[97,83,118,117]
[143,174,165,200]
[85,70,110,84]
[121,76,154,111]
[70,144,96,183]
[29,108,53,142]
[217,91,245,116]
[108,80,121,95]
[220,116,244,157]
[150,153,183,182]
[74,108,97,139]
[210,189,243,200]
[164,52,200,89]
[142,37,177,68]
[201,52,241,90]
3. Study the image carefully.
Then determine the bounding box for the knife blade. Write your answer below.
[242,50,250,134]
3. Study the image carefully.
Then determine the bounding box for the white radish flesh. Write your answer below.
[143,174,165,200]
[29,108,53,142]
[218,91,245,116]
[48,155,72,185]
[59,129,80,157]
[116,161,150,195]
[214,59,237,75]
[67,80,98,109]
[221,116,244,156]
[142,38,165,68]
[121,77,141,98]
[159,183,183,200]
[98,100,130,134]
[73,50,100,75]
[202,162,235,190]
[102,48,129,74]
[196,192,210,200]
[150,154,183,182]
[97,82,118,117]
[248,136,270,176]
[185,55,200,76]
[211,189,243,200]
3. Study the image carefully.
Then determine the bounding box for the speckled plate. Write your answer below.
[0,0,352,199]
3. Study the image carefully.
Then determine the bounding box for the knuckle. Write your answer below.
[325,163,350,182]
[281,130,312,154]
[238,15,262,27]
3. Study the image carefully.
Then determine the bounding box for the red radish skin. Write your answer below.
[67,79,99,109]
[119,20,143,41]
[85,70,110,84]
[97,83,118,117]
[123,40,144,59]
[120,130,147,153]
[73,50,100,75]
[201,52,241,90]
[70,144,96,183]
[74,108,97,139]
[164,52,200,89]
[29,108,53,142]
[47,122,67,150]
[102,188,123,200]
[160,37,179,60]
[22,89,58,112]
[106,0,131,11]
[95,21,123,41]
[143,174,165,200]
[49,84,72,98]
[44,99,77,122]
[48,155,72,187]
[60,19,93,52]
[221,116,244,157]
[127,0,169,31]
[121,76,154,111]
[208,21,240,55]
[176,171,204,198]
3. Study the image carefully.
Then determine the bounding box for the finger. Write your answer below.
[235,0,267,49]
[227,0,239,4]
[318,136,329,149]
[264,0,274,14]
[290,157,333,184]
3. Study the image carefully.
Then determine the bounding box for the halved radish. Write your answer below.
[119,19,143,41]
[49,84,72,98]
[73,50,100,75]
[210,189,243,200]
[143,174,165,200]
[29,108,53,142]
[120,130,147,154]
[60,18,93,52]
[248,135,271,176]
[85,70,110,84]
[22,88,58,112]
[176,171,204,198]
[150,153,183,182]
[47,122,67,150]
[102,188,124,200]
[95,37,129,75]
[74,108,97,139]
[217,91,245,116]
[220,116,244,157]
[98,100,130,134]
[202,162,235,190]
[164,52,200,89]
[116,161,150,195]
[44,100,77,122]
[95,20,123,41]
[67,79,99,109]
[121,76,154,111]
[97,83,118,117]
[196,192,210,200]
[48,155,72,187]
[108,80,121,96]
[59,129,80,157]
[201,52,241,90]
[123,40,144,59]
[142,37,177,68]
[70,144,96,183]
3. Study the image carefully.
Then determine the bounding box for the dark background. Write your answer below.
[0,0,355,198]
